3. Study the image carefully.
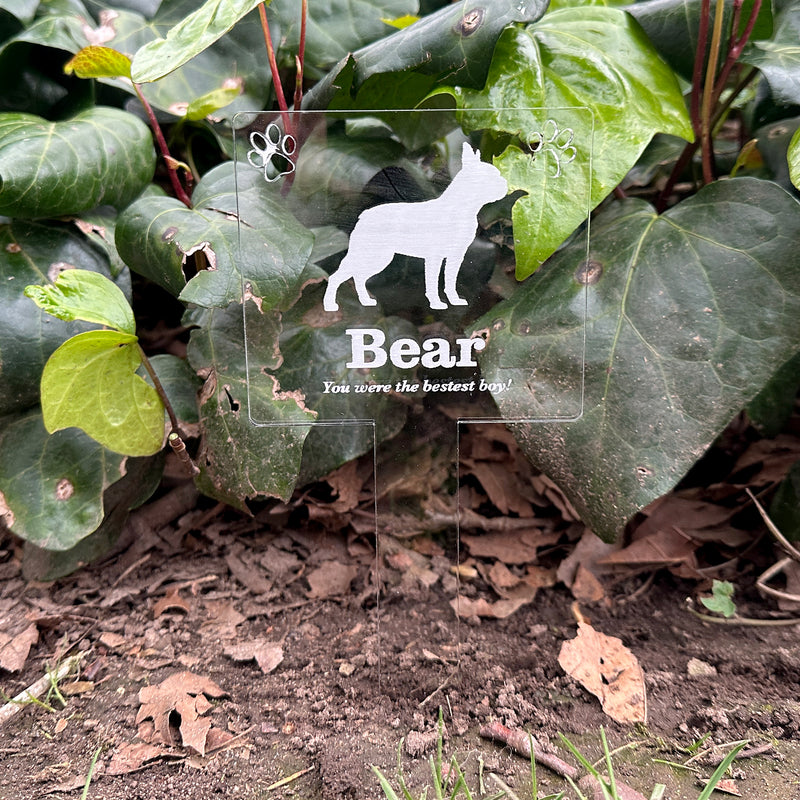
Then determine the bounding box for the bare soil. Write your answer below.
[1,499,799,800]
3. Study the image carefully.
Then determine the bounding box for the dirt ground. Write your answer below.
[1,506,799,799]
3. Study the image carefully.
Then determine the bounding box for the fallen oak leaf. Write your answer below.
[558,622,647,725]
[0,622,38,672]
[136,671,228,756]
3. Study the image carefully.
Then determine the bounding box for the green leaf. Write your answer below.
[480,178,800,540]
[146,354,202,425]
[303,0,550,108]
[0,410,125,551]
[266,0,417,78]
[64,45,132,79]
[41,330,164,456]
[130,0,264,83]
[0,107,156,218]
[789,127,800,190]
[0,221,128,416]
[24,268,135,334]
[186,303,315,507]
[629,0,773,82]
[184,86,242,120]
[742,4,800,106]
[700,580,736,618]
[747,351,800,435]
[452,9,693,277]
[22,453,165,577]
[116,161,314,308]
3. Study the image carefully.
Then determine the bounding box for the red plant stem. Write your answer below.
[712,0,763,108]
[133,84,192,208]
[689,0,711,137]
[258,2,292,135]
[293,0,307,111]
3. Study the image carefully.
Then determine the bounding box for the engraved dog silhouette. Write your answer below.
[323,143,508,312]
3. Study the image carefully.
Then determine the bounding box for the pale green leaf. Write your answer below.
[789,127,800,190]
[24,268,135,334]
[64,45,132,79]
[41,330,164,456]
[130,0,264,83]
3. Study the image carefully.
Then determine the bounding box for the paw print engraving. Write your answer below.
[247,123,297,183]
[529,119,577,178]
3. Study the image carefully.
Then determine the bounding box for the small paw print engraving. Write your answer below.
[247,123,297,183]
[529,120,577,178]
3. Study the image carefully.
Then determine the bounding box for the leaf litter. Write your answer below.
[0,413,798,796]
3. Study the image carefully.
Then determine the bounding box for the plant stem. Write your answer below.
[700,0,727,183]
[258,2,292,135]
[690,0,711,138]
[712,0,763,108]
[133,84,192,208]
[293,0,307,111]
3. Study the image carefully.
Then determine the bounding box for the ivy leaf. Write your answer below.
[183,86,242,120]
[116,162,314,308]
[0,108,156,218]
[700,580,737,618]
[789,127,800,190]
[64,45,132,79]
[186,303,316,507]
[24,268,135,334]
[303,0,549,108]
[41,330,164,457]
[0,221,129,416]
[742,3,800,106]
[480,178,800,540]
[452,9,693,278]
[130,0,264,83]
[266,0,417,77]
[0,410,125,551]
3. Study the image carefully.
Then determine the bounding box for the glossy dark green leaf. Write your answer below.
[742,4,800,105]
[303,0,549,108]
[480,178,800,540]
[0,221,128,415]
[0,410,125,550]
[0,108,156,218]
[746,351,800,436]
[453,9,693,277]
[629,0,773,81]
[22,452,164,579]
[130,0,263,83]
[116,162,314,308]
[41,330,164,457]
[266,0,416,78]
[186,303,315,507]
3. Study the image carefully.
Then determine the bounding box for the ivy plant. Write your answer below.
[1,0,799,577]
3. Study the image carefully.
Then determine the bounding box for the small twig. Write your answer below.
[685,598,800,626]
[0,654,85,727]
[705,741,773,766]
[757,557,800,604]
[133,84,192,208]
[479,721,578,780]
[169,432,200,476]
[746,487,800,562]
[419,668,458,708]
[264,765,315,792]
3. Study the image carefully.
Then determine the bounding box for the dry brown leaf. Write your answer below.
[325,460,364,513]
[306,561,359,598]
[224,640,283,674]
[461,530,549,564]
[152,586,192,618]
[558,622,647,724]
[136,671,228,756]
[571,564,606,603]
[107,742,168,775]
[0,622,38,672]
[225,550,271,594]
[99,631,127,651]
[450,595,531,619]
